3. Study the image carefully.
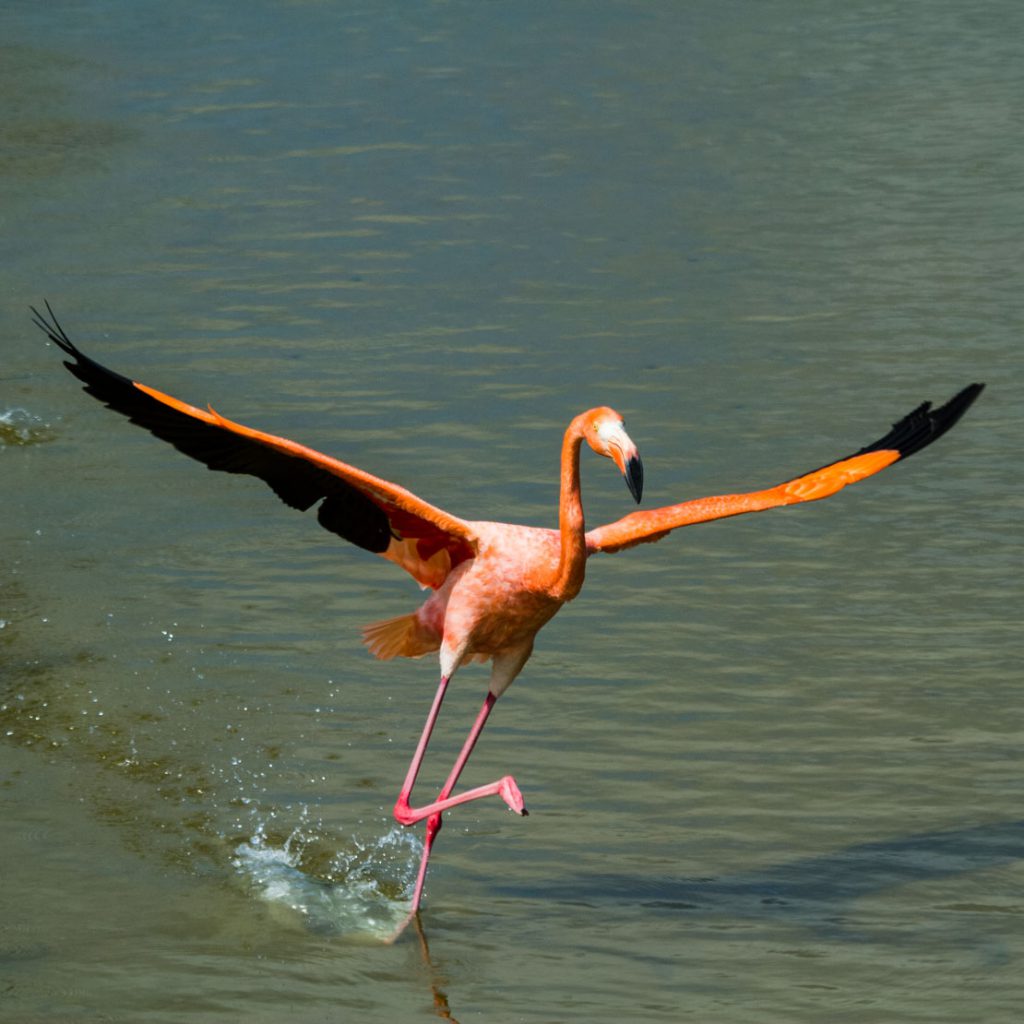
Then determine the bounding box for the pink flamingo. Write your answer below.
[33,303,983,935]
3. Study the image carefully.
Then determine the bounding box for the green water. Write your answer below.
[3,2,1021,1021]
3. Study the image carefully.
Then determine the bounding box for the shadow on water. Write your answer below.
[411,916,461,1024]
[495,819,1024,943]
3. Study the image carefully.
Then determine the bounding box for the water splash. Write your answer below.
[0,408,55,448]
[232,820,420,940]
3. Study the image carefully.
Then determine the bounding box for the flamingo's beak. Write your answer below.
[609,436,643,503]
[600,416,643,503]
[623,452,644,503]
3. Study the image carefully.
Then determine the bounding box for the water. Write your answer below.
[3,2,1021,1021]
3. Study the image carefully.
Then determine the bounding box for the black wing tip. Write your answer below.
[33,303,395,556]
[31,299,77,357]
[859,382,985,463]
[946,381,986,412]
[32,301,140,396]
[896,382,985,459]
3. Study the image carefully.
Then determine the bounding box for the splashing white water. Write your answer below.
[232,821,420,940]
[0,408,54,448]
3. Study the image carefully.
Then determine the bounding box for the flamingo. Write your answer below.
[33,302,983,934]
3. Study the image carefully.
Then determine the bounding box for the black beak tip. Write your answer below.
[624,455,643,503]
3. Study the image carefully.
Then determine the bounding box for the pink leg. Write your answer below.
[391,688,527,934]
[393,690,526,827]
[394,673,453,820]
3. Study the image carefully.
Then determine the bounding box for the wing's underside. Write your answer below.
[33,303,476,588]
[585,383,984,554]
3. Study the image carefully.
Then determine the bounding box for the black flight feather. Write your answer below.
[32,302,392,553]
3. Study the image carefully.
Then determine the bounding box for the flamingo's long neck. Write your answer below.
[549,415,588,602]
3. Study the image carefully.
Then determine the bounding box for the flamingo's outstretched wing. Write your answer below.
[586,384,984,555]
[34,303,476,589]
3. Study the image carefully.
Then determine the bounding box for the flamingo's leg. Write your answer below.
[394,673,452,820]
[391,689,527,934]
[394,690,526,827]
[390,645,536,938]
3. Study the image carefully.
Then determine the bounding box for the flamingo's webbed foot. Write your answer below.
[498,774,529,816]
[393,772,528,826]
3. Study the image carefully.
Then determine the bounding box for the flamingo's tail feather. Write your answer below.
[361,613,439,661]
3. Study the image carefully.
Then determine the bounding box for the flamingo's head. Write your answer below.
[583,407,644,504]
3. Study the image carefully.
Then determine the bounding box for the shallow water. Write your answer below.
[3,2,1022,1021]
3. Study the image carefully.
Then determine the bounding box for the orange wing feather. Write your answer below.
[136,382,476,587]
[586,385,983,555]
